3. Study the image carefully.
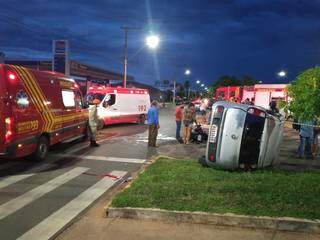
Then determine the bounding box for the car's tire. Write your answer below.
[139,114,146,124]
[32,136,49,161]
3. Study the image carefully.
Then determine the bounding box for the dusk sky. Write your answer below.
[1,0,320,87]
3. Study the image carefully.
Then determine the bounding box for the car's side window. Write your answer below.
[103,94,116,108]
[74,91,83,109]
[61,90,75,108]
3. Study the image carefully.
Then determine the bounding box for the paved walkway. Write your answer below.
[58,215,319,240]
[278,128,320,171]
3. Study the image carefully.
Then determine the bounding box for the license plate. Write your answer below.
[209,125,218,143]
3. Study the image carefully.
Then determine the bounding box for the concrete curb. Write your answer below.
[107,207,320,234]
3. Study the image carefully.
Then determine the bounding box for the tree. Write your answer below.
[184,80,190,89]
[184,80,190,97]
[163,80,170,86]
[288,67,320,121]
[242,75,259,86]
[211,75,240,93]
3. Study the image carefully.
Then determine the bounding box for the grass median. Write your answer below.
[111,157,320,220]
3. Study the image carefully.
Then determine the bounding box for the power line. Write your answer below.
[0,11,121,64]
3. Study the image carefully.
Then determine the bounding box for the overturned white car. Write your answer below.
[205,102,284,170]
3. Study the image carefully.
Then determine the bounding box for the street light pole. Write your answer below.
[173,80,176,104]
[121,26,160,88]
[121,26,141,88]
[123,27,129,88]
[184,69,191,100]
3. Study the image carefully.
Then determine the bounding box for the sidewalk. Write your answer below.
[57,216,319,240]
[278,127,320,171]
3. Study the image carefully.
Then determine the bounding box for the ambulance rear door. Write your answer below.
[74,90,88,136]
[7,67,47,154]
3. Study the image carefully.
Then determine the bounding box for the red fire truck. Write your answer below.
[0,64,88,160]
[215,86,242,102]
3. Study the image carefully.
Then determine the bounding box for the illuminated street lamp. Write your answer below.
[278,70,287,78]
[185,69,191,75]
[145,34,160,49]
[122,26,160,88]
[196,80,200,84]
[201,83,204,87]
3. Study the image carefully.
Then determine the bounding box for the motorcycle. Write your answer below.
[191,123,208,144]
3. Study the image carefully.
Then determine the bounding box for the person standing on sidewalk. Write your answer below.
[175,104,184,143]
[147,100,160,147]
[298,120,314,158]
[88,98,101,147]
[183,102,196,144]
[312,119,319,158]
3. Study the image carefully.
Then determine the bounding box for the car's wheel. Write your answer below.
[32,136,49,161]
[139,114,146,124]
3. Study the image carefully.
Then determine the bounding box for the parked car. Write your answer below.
[204,102,284,170]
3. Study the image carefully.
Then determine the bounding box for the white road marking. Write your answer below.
[0,174,34,190]
[137,133,176,142]
[17,171,127,240]
[53,154,146,164]
[0,167,89,221]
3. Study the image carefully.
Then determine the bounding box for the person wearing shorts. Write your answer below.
[183,103,196,144]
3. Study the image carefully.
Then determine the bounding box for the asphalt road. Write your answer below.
[0,105,177,240]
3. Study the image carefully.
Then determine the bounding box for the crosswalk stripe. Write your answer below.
[0,174,34,190]
[84,156,146,163]
[0,167,89,221]
[17,171,127,240]
[53,154,146,164]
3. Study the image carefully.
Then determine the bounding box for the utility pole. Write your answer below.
[121,26,141,88]
[122,26,129,88]
[173,80,176,104]
[172,72,177,104]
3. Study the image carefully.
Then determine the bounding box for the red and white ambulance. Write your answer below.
[0,64,88,160]
[86,86,150,127]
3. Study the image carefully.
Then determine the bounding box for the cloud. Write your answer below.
[1,0,320,85]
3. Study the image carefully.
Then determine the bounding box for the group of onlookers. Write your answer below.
[147,100,199,147]
[147,98,319,160]
[175,102,197,144]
